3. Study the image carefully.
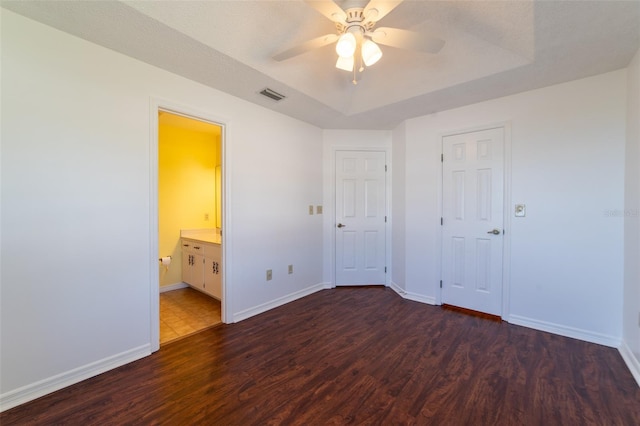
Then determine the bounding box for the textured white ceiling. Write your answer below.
[3,0,639,129]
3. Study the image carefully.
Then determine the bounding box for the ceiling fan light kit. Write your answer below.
[273,0,445,84]
[336,55,355,72]
[335,32,357,57]
[334,25,382,72]
[361,39,382,66]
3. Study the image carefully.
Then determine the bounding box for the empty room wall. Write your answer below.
[1,10,323,409]
[623,47,640,382]
[398,70,626,346]
[391,123,407,294]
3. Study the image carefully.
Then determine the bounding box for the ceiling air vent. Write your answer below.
[259,88,286,102]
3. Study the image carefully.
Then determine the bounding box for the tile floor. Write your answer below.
[160,287,222,345]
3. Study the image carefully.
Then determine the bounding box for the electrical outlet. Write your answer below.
[308,205,314,215]
[204,213,209,221]
[316,205,323,214]
[266,269,272,281]
[288,264,293,274]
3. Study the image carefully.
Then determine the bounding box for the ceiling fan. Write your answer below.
[273,0,445,84]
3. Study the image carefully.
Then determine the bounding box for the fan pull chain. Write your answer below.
[352,51,364,85]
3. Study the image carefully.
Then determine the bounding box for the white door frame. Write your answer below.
[436,123,512,319]
[149,97,232,352]
[328,146,392,287]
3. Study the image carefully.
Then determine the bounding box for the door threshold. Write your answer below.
[442,304,502,322]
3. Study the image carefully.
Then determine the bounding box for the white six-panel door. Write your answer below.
[335,151,387,285]
[442,128,505,315]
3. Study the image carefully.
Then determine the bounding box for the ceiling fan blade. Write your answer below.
[304,0,347,23]
[273,34,339,61]
[371,27,445,54]
[363,0,403,23]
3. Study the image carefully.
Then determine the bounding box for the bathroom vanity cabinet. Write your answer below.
[181,234,221,300]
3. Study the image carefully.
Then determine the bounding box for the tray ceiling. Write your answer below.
[2,0,639,129]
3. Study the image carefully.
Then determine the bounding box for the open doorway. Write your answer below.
[149,103,227,351]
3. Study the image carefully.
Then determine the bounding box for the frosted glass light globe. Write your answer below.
[336,32,357,58]
[362,39,382,66]
[336,55,355,71]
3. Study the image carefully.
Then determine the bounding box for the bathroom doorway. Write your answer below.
[149,101,228,352]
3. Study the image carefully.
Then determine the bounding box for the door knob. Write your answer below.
[337,223,346,228]
[487,229,501,235]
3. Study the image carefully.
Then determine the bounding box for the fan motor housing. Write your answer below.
[344,8,365,23]
[336,8,375,34]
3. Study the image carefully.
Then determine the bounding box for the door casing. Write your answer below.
[149,98,231,352]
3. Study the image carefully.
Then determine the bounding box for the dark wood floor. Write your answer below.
[2,287,639,425]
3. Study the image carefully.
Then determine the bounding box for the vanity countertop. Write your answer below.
[180,229,221,245]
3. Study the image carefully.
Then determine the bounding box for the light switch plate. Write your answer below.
[308,205,314,215]
[316,205,323,214]
[515,204,526,217]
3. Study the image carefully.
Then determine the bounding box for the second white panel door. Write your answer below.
[335,150,387,286]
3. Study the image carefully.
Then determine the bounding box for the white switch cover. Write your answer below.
[515,204,526,217]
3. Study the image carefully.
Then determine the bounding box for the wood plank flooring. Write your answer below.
[2,287,639,425]
[160,287,221,344]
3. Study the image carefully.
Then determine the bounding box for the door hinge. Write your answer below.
[441,217,443,225]
[385,216,387,223]
[440,280,443,288]
[385,267,387,273]
[385,165,388,172]
[441,153,444,162]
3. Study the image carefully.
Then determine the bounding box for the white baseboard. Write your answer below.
[403,292,437,305]
[389,281,405,295]
[389,282,437,305]
[159,282,188,293]
[232,283,326,323]
[508,314,621,348]
[0,344,150,412]
[619,340,640,387]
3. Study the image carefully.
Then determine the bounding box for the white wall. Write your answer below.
[391,123,406,293]
[623,47,640,383]
[399,70,627,346]
[0,10,323,409]
[321,130,392,286]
